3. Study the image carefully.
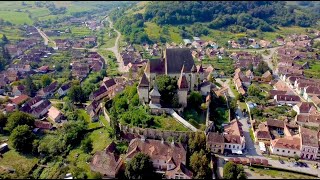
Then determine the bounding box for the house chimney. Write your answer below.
[171,139,175,147]
[141,135,145,142]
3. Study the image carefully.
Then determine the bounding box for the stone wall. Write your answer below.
[119,124,195,142]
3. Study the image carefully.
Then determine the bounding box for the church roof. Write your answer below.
[164,48,194,74]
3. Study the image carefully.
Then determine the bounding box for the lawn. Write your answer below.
[201,57,235,76]
[144,22,162,42]
[89,127,112,153]
[0,11,33,25]
[183,109,206,129]
[0,149,39,179]
[151,116,190,131]
[97,49,120,77]
[100,29,117,49]
[296,60,320,79]
[249,167,317,179]
[77,109,102,130]
[229,81,240,97]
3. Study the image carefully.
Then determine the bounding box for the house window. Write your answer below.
[282,150,285,153]
[288,151,290,153]
[277,149,279,152]
[229,145,231,148]
[233,145,235,149]
[225,144,227,147]
[294,152,296,154]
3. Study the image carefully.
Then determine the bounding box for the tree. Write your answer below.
[254,61,270,76]
[187,91,203,111]
[294,154,300,162]
[68,85,86,104]
[10,125,35,153]
[247,84,260,97]
[6,111,35,132]
[223,162,246,179]
[41,75,52,87]
[81,137,93,154]
[0,113,7,133]
[188,132,206,154]
[155,75,178,107]
[190,149,211,179]
[24,75,37,97]
[125,153,157,179]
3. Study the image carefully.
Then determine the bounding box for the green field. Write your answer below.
[0,149,39,179]
[152,116,190,131]
[249,167,317,179]
[296,60,320,79]
[0,11,33,25]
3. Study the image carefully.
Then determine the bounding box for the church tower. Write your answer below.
[190,64,197,91]
[137,73,150,103]
[177,68,189,108]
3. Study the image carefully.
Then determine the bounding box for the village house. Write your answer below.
[55,39,72,50]
[260,70,272,82]
[254,122,272,145]
[273,94,301,105]
[206,132,225,154]
[37,81,59,99]
[10,94,30,106]
[47,106,63,123]
[57,82,71,97]
[125,137,193,179]
[223,119,246,155]
[90,142,123,178]
[21,96,51,118]
[270,136,301,158]
[71,61,90,80]
[300,127,318,160]
[293,102,317,115]
[86,100,101,122]
[34,120,54,132]
[12,85,27,96]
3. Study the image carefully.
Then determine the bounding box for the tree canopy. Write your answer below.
[41,75,52,88]
[125,153,157,179]
[223,162,247,179]
[190,149,212,179]
[68,85,86,104]
[6,111,35,132]
[155,75,178,107]
[10,125,35,153]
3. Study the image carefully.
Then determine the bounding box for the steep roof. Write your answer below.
[138,73,149,88]
[11,94,29,105]
[90,142,122,177]
[165,162,193,178]
[300,127,318,148]
[164,48,194,74]
[126,138,187,166]
[271,136,301,150]
[267,119,285,129]
[207,132,225,144]
[150,85,161,97]
[223,119,244,144]
[178,73,188,89]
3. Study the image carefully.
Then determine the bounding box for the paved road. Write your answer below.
[35,26,56,48]
[215,78,234,98]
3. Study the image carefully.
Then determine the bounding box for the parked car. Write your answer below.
[301,162,308,167]
[279,160,285,164]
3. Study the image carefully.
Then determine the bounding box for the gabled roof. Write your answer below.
[102,78,116,89]
[267,119,285,129]
[11,94,30,105]
[165,162,193,178]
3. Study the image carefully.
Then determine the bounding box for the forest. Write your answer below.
[110,1,319,44]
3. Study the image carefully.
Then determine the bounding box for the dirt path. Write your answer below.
[104,17,127,73]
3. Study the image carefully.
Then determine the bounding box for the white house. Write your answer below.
[223,120,246,155]
[270,136,301,157]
